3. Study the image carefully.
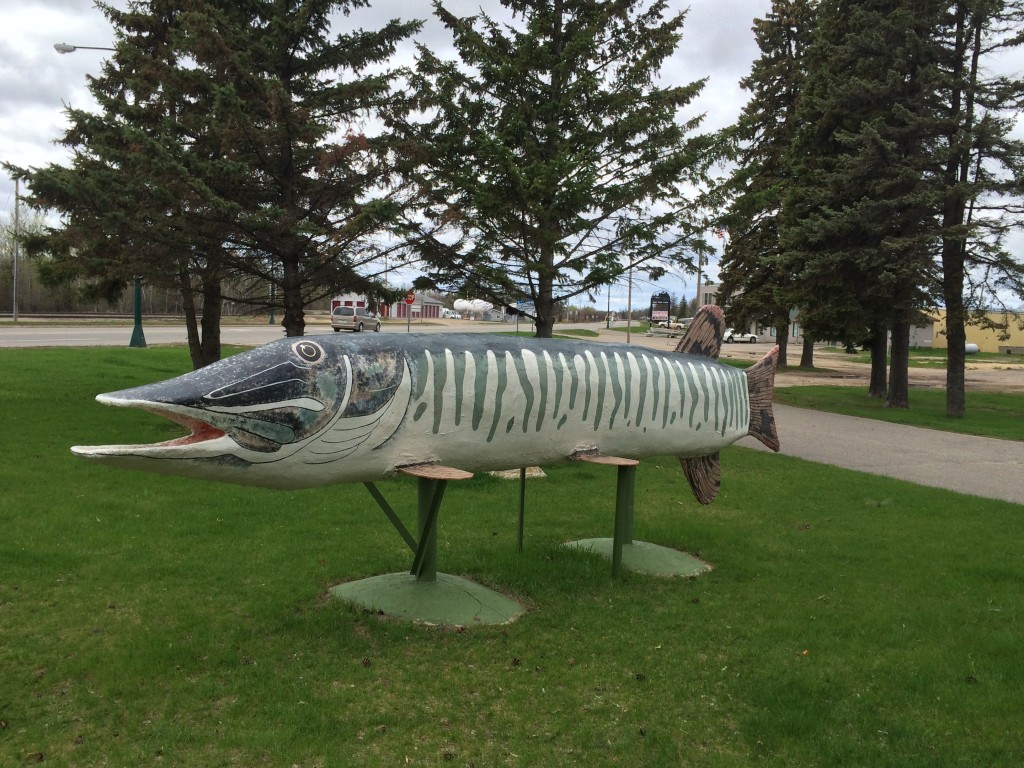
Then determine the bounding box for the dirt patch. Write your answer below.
[756,348,1024,394]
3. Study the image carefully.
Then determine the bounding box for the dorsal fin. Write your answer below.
[673,305,725,358]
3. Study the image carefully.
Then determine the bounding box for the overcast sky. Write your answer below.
[1,0,772,306]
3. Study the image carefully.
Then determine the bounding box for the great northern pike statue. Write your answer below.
[73,306,779,503]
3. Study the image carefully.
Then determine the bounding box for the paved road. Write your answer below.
[4,320,1020,506]
[0,318,611,348]
[0,319,531,348]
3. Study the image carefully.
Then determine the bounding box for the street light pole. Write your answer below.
[129,276,147,348]
[626,263,633,344]
[53,42,145,347]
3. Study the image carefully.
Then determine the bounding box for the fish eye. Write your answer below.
[292,340,324,364]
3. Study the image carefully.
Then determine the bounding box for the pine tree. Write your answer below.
[8,0,421,356]
[717,0,816,368]
[403,0,715,338]
[8,1,236,366]
[177,0,421,337]
[938,0,1024,417]
[780,0,945,406]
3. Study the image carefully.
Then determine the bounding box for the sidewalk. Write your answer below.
[740,404,1024,506]
[602,327,1023,505]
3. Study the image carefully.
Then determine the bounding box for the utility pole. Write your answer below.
[695,251,703,308]
[626,264,633,343]
[12,177,19,322]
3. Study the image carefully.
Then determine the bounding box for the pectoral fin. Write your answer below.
[680,453,721,505]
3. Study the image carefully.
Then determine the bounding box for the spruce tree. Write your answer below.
[9,0,421,354]
[176,0,421,337]
[717,0,816,368]
[938,0,1024,417]
[780,0,944,406]
[403,0,715,338]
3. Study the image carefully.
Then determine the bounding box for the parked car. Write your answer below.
[657,318,687,330]
[724,328,758,343]
[332,306,381,333]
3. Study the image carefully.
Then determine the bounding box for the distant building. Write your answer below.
[390,292,445,320]
[698,282,938,347]
[331,293,370,312]
[930,310,1024,354]
[331,292,449,320]
[696,282,799,342]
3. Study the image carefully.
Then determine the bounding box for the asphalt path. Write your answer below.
[739,405,1023,506]
[4,320,1020,506]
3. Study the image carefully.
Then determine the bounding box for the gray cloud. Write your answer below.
[2,0,771,225]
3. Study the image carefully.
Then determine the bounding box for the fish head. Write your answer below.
[72,337,355,481]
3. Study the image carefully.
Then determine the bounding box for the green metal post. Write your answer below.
[129,276,147,348]
[411,478,441,582]
[611,465,636,578]
[364,482,417,553]
[517,467,526,552]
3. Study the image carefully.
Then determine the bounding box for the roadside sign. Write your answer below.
[404,291,415,305]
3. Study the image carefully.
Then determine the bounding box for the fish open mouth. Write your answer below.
[71,398,235,459]
[144,408,227,448]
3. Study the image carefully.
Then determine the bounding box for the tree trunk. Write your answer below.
[941,175,969,417]
[281,256,305,337]
[774,314,789,367]
[534,248,557,338]
[534,298,556,338]
[940,1,975,417]
[800,335,815,368]
[943,246,968,417]
[886,320,910,408]
[178,264,224,370]
[868,324,888,398]
[199,273,222,366]
[179,266,205,370]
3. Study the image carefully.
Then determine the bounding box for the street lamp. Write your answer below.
[53,42,145,347]
[54,43,115,54]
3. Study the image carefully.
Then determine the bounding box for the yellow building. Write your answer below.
[930,309,1024,354]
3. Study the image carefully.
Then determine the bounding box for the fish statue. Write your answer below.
[73,306,779,503]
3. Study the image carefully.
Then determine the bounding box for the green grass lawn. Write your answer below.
[2,347,1022,766]
[774,386,1024,441]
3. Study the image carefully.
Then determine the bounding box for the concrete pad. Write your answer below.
[330,572,526,627]
[564,538,712,577]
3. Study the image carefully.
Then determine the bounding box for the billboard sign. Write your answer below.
[650,291,671,322]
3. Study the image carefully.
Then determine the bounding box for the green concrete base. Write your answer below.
[330,572,526,627]
[564,538,712,577]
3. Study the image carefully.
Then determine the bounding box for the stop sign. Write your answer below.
[404,291,415,305]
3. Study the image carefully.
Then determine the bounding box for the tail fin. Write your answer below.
[674,309,777,505]
[673,305,725,358]
[745,345,780,452]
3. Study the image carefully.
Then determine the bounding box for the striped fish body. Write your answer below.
[72,331,776,499]
[392,335,751,473]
